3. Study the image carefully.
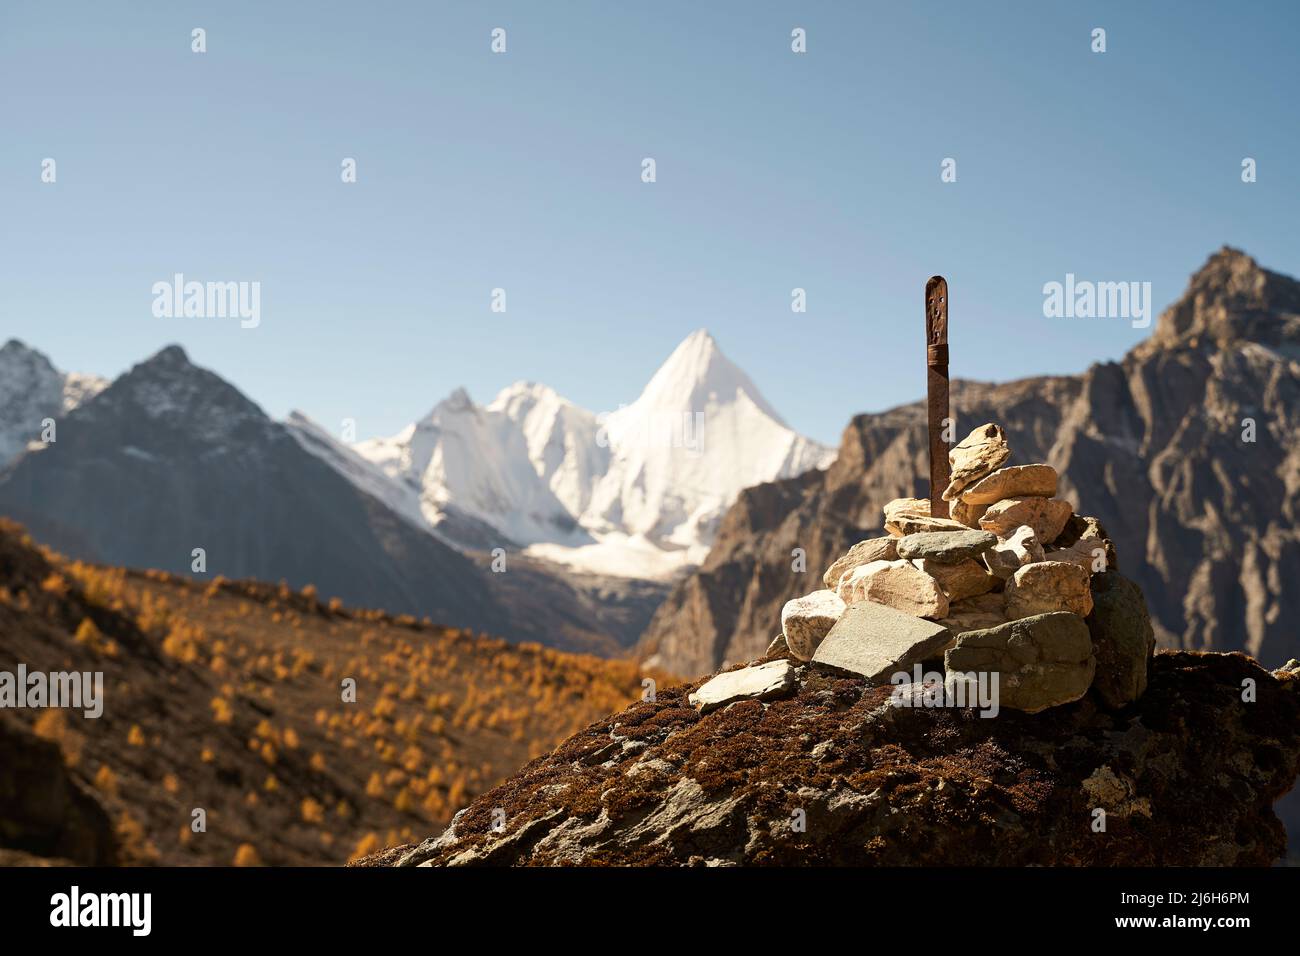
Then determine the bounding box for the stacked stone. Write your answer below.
[762,421,1154,715]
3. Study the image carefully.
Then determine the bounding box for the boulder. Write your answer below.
[979,496,1073,543]
[912,557,998,603]
[780,589,847,661]
[942,423,1011,501]
[837,559,949,619]
[821,536,898,590]
[1086,571,1155,708]
[687,659,797,714]
[959,463,1059,505]
[765,633,789,658]
[812,601,953,682]
[944,612,1096,714]
[983,524,1045,579]
[896,529,997,564]
[1004,561,1094,619]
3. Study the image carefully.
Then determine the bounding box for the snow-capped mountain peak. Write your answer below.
[0,339,108,468]
[347,330,834,578]
[629,328,784,424]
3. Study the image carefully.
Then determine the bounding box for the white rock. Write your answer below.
[780,589,847,661]
[688,659,798,714]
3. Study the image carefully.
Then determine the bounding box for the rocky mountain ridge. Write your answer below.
[345,329,834,578]
[642,248,1300,676]
[0,346,658,656]
[0,340,106,469]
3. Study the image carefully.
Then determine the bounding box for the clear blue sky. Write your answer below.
[2,1,1297,445]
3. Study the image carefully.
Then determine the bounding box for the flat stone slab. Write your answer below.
[811,601,953,682]
[959,464,1059,506]
[896,529,997,564]
[688,660,797,714]
[882,497,969,536]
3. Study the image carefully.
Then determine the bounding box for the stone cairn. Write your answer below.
[689,422,1155,716]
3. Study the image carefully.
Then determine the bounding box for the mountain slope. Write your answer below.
[0,518,656,865]
[0,340,106,469]
[0,347,647,655]
[642,248,1300,675]
[350,330,834,578]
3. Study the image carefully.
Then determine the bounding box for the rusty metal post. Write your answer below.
[925,277,951,518]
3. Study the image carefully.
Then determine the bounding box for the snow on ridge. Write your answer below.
[345,330,835,579]
[0,340,108,469]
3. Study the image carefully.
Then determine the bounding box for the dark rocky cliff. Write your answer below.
[641,248,1300,676]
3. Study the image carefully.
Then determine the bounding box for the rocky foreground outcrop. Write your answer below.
[0,714,116,866]
[362,651,1300,866]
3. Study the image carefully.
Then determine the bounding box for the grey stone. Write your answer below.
[1086,571,1155,708]
[688,659,797,714]
[944,612,1096,714]
[811,601,953,682]
[896,529,997,564]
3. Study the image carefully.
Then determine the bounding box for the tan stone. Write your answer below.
[942,423,1011,501]
[822,536,898,590]
[836,560,891,603]
[1047,533,1110,574]
[889,515,971,536]
[959,464,1059,506]
[983,524,1045,579]
[1004,560,1094,620]
[937,592,1008,637]
[951,498,988,529]
[883,496,972,536]
[780,589,847,661]
[979,497,1073,543]
[837,559,948,619]
[912,557,997,603]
